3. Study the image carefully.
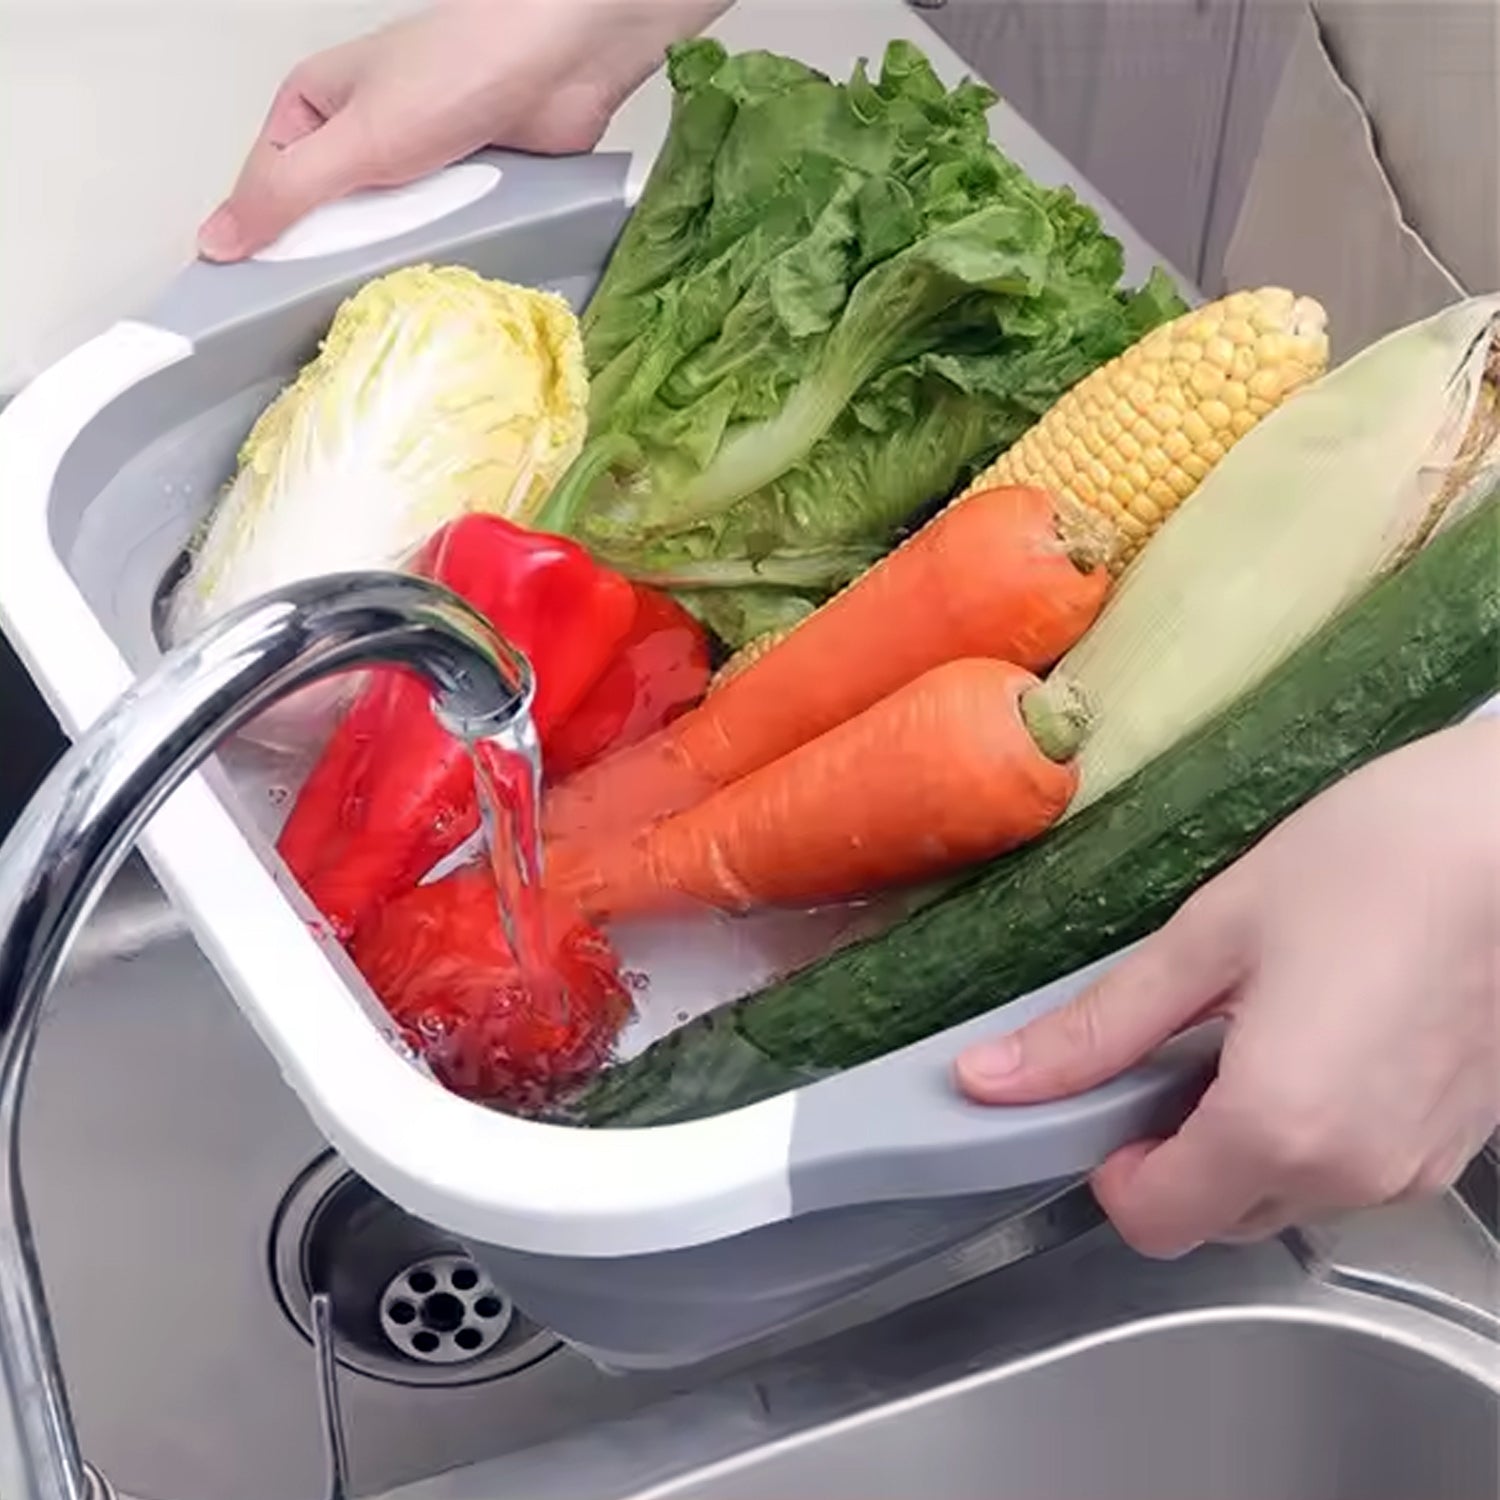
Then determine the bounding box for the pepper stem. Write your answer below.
[1021,675,1092,763]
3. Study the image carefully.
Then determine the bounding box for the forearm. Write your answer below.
[447,0,731,50]
[444,0,731,116]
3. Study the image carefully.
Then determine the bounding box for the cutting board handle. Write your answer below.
[145,150,632,344]
[781,949,1219,1214]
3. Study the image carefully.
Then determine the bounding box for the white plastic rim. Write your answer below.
[0,318,799,1260]
[252,162,504,264]
[0,320,191,730]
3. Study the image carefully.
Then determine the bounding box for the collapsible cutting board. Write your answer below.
[0,148,1223,1366]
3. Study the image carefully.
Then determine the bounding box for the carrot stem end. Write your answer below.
[1021,676,1092,763]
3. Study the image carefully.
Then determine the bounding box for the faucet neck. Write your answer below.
[0,572,532,1500]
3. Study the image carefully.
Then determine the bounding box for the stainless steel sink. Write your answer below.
[380,1200,1498,1500]
[24,865,1500,1500]
[633,1310,1499,1500]
[25,863,705,1500]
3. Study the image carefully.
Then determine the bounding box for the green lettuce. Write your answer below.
[537,39,1186,644]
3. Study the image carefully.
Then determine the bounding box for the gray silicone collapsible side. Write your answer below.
[147,149,632,342]
[468,1177,1064,1370]
[784,949,1218,1215]
[466,954,1210,1369]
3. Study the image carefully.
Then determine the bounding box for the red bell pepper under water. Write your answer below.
[546,586,713,783]
[278,516,637,940]
[350,867,633,1112]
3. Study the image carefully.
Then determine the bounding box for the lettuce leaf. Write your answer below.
[539,40,1186,643]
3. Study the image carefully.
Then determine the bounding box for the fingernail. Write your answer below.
[961,1034,1023,1084]
[198,205,242,261]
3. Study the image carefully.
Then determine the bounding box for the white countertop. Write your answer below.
[0,0,1163,394]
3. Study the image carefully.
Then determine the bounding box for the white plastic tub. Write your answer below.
[0,32,1232,1364]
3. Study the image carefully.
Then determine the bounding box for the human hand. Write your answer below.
[199,0,729,261]
[957,719,1500,1258]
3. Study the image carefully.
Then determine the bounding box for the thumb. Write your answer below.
[199,110,371,261]
[956,894,1246,1105]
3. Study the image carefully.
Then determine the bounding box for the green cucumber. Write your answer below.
[568,494,1500,1128]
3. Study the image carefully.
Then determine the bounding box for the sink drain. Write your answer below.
[270,1152,558,1387]
[379,1252,512,1364]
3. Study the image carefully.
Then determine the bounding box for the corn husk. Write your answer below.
[1058,293,1500,816]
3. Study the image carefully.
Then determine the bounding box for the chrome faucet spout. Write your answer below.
[0,572,534,1500]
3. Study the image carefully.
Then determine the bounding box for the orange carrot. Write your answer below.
[544,486,1109,844]
[549,660,1088,922]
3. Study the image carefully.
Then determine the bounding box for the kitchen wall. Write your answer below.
[0,0,412,394]
[0,1,408,828]
[928,0,1256,289]
[926,0,1496,315]
[4,0,1491,390]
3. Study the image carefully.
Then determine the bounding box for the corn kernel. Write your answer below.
[1230,409,1258,438]
[1182,410,1212,445]
[1204,337,1237,371]
[1254,332,1289,367]
[1255,288,1294,324]
[1110,473,1135,504]
[1162,430,1192,462]
[1248,367,1283,401]
[1168,466,1196,500]
[1116,430,1143,463]
[1181,453,1210,482]
[1201,437,1227,465]
[1149,401,1181,430]
[1141,327,1174,359]
[1190,365,1225,399]
[1128,492,1161,524]
[1201,398,1233,430]
[1222,381,1249,412]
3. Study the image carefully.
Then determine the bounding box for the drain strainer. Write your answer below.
[379,1252,513,1364]
[270,1152,558,1387]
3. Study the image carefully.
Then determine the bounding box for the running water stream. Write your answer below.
[468,716,555,1007]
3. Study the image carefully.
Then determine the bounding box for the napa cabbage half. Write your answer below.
[166,264,588,644]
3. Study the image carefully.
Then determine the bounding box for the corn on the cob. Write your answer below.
[964,288,1330,570]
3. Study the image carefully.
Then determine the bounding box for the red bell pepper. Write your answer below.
[545,585,713,783]
[349,866,633,1112]
[278,516,637,941]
